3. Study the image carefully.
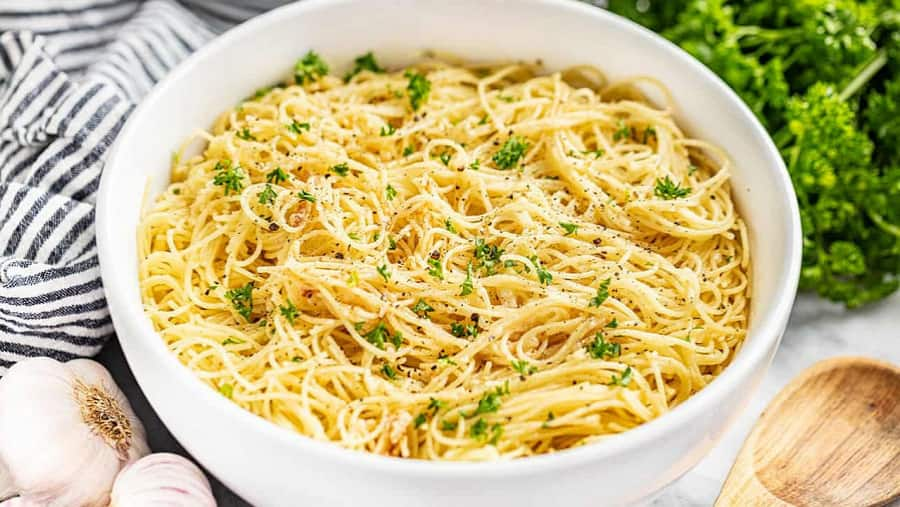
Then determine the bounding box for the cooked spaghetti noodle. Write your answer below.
[138,55,750,460]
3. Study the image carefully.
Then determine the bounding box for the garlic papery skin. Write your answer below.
[0,358,150,507]
[0,460,14,501]
[110,453,216,507]
[0,497,40,507]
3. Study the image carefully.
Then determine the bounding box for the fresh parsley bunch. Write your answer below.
[608,0,900,308]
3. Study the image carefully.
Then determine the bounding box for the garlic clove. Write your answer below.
[0,358,149,507]
[110,453,216,507]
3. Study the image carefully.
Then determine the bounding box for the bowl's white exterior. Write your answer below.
[96,1,802,505]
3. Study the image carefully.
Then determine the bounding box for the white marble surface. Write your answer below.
[652,292,900,506]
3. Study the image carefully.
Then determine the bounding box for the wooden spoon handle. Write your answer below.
[714,432,790,506]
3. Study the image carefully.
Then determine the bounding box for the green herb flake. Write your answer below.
[445,218,457,233]
[266,167,289,184]
[441,420,458,431]
[511,359,537,375]
[380,124,396,136]
[330,163,350,177]
[412,298,434,318]
[280,299,298,325]
[297,190,316,203]
[345,51,384,82]
[609,366,633,387]
[222,337,244,346]
[294,50,329,84]
[404,70,431,111]
[613,120,632,141]
[257,183,277,205]
[589,278,612,307]
[559,222,579,236]
[469,159,481,170]
[439,152,452,166]
[237,127,256,141]
[492,136,528,170]
[224,282,254,321]
[287,120,311,134]
[529,256,552,285]
[588,332,621,360]
[213,160,245,196]
[402,146,414,157]
[385,184,398,201]
[381,363,397,380]
[459,262,474,296]
[363,322,389,350]
[427,257,444,280]
[654,176,691,200]
[413,413,427,428]
[377,264,391,282]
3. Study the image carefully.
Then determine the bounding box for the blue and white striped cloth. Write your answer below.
[0,0,287,375]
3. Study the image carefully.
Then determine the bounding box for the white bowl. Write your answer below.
[96,1,802,505]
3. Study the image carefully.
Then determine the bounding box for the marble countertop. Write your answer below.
[99,292,900,506]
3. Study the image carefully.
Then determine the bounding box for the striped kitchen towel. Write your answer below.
[0,0,287,375]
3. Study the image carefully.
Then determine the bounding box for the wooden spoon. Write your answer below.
[716,356,900,506]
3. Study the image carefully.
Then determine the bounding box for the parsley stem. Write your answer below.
[839,49,887,102]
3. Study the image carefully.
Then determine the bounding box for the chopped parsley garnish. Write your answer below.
[257,183,277,205]
[559,222,579,236]
[222,337,244,345]
[237,127,256,141]
[529,256,552,285]
[213,160,244,195]
[642,126,657,143]
[266,167,289,184]
[413,413,427,428]
[542,411,556,428]
[469,159,480,170]
[582,149,605,158]
[606,318,619,328]
[348,232,360,241]
[437,352,457,365]
[470,418,488,439]
[381,363,397,380]
[473,238,504,275]
[287,120,311,134]
[363,322,389,349]
[297,190,316,203]
[467,384,508,417]
[478,114,489,125]
[279,299,298,325]
[654,176,691,199]
[402,146,414,157]
[488,423,503,445]
[459,262,474,296]
[385,184,397,201]
[588,332,620,360]
[441,420,458,431]
[330,163,350,176]
[224,282,253,321]
[492,136,528,170]
[219,383,234,398]
[613,120,632,141]
[439,152,451,166]
[253,86,273,99]
[688,164,698,175]
[511,360,537,375]
[444,218,457,233]
[377,264,391,282]
[427,257,443,280]
[294,50,329,84]
[498,94,515,103]
[609,366,633,387]
[388,236,397,250]
[380,124,396,136]
[345,51,384,82]
[412,298,434,318]
[404,70,431,111]
[450,322,478,338]
[589,278,611,307]
[428,398,446,413]
[391,330,403,348]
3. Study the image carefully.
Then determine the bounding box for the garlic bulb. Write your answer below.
[0,358,149,507]
[111,453,216,507]
[0,497,40,507]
